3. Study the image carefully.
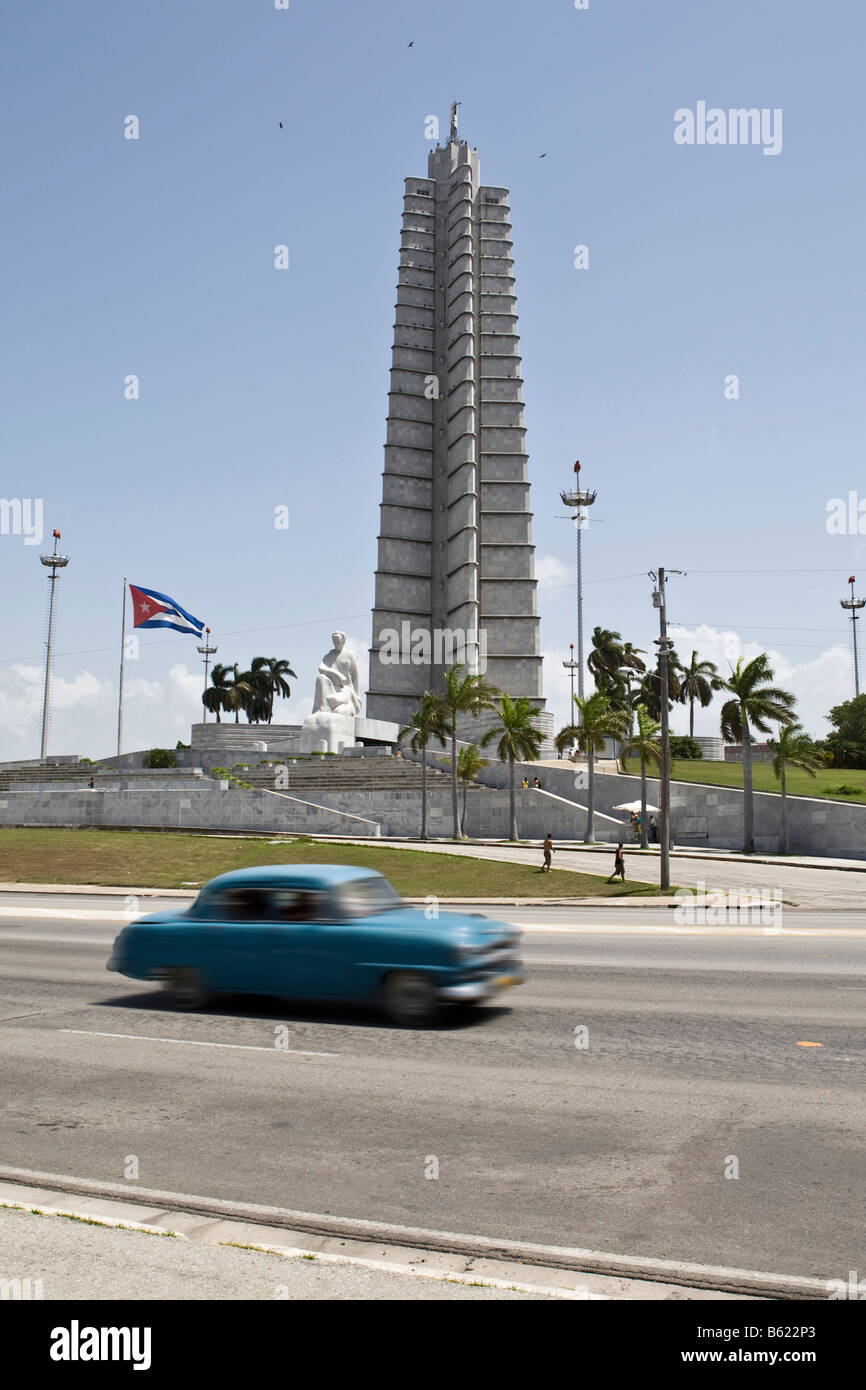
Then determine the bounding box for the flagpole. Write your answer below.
[117,577,127,757]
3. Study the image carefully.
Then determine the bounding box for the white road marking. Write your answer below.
[518,923,866,938]
[0,906,133,922]
[59,1029,338,1058]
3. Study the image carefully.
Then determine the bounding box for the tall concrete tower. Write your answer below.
[367,107,545,730]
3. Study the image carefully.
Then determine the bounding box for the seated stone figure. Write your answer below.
[312,632,362,717]
[300,632,361,754]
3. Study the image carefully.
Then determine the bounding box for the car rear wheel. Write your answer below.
[160,967,209,1010]
[381,971,439,1027]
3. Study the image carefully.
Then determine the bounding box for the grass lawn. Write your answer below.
[622,759,866,801]
[0,828,665,898]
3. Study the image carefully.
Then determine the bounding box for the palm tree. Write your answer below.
[480,696,543,841]
[453,743,491,837]
[555,691,629,844]
[679,650,723,738]
[223,664,252,723]
[768,723,825,854]
[638,652,683,722]
[720,655,797,854]
[203,662,234,723]
[440,665,500,838]
[587,627,625,685]
[399,694,449,840]
[626,703,661,848]
[251,656,297,723]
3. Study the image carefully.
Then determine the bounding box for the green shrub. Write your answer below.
[669,736,703,760]
[142,748,176,769]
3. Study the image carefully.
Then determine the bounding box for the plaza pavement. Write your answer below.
[323,838,866,910]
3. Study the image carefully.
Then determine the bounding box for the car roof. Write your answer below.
[202,864,384,891]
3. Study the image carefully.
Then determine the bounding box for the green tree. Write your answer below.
[679,650,723,738]
[480,696,544,841]
[203,662,236,723]
[720,655,797,853]
[251,656,297,723]
[587,627,625,684]
[825,694,866,768]
[638,651,683,721]
[555,691,629,844]
[439,665,500,838]
[626,704,661,849]
[768,723,826,854]
[452,743,491,837]
[399,694,449,840]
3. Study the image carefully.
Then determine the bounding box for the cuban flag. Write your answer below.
[129,584,204,638]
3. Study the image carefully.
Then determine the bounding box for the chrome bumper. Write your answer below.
[438,966,525,1003]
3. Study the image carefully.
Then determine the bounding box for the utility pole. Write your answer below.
[651,568,676,891]
[840,576,865,698]
[39,529,70,760]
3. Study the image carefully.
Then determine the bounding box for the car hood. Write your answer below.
[375,907,517,942]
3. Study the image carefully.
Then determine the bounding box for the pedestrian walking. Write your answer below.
[541,833,554,872]
[521,777,529,789]
[607,842,626,883]
[649,816,659,844]
[533,776,542,789]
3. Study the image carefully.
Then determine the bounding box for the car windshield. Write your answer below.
[334,877,403,918]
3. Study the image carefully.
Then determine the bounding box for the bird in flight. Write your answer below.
[279,122,283,128]
[408,41,414,47]
[539,152,547,158]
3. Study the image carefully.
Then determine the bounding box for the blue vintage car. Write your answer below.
[107,864,524,1026]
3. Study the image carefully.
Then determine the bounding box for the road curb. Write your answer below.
[0,1165,830,1300]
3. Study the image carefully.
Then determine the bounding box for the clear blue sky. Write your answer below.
[1,0,864,758]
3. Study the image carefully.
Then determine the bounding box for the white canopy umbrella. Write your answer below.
[613,800,659,813]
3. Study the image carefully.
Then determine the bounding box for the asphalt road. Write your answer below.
[1,894,864,1284]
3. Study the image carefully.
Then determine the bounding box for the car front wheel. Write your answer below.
[381,971,439,1027]
[159,967,209,1010]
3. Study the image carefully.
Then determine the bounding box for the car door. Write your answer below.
[265,888,351,999]
[193,886,274,993]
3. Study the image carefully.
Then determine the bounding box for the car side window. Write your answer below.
[271,889,322,924]
[209,888,273,922]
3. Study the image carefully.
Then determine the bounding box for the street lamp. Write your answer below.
[197,628,219,721]
[840,576,865,698]
[39,529,70,760]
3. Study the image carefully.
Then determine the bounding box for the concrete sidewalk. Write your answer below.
[0,1180,756,1301]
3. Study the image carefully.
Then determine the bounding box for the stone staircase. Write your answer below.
[218,755,474,795]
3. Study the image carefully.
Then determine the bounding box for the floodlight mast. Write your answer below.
[840,576,865,698]
[39,529,70,760]
[559,461,597,723]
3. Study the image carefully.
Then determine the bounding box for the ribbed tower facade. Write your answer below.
[367,113,544,727]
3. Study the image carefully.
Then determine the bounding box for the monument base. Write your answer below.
[299,710,358,755]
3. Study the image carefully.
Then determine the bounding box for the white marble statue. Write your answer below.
[312,631,362,717]
[300,631,361,753]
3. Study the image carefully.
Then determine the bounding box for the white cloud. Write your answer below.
[536,554,572,589]
[669,625,851,738]
[0,636,374,764]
